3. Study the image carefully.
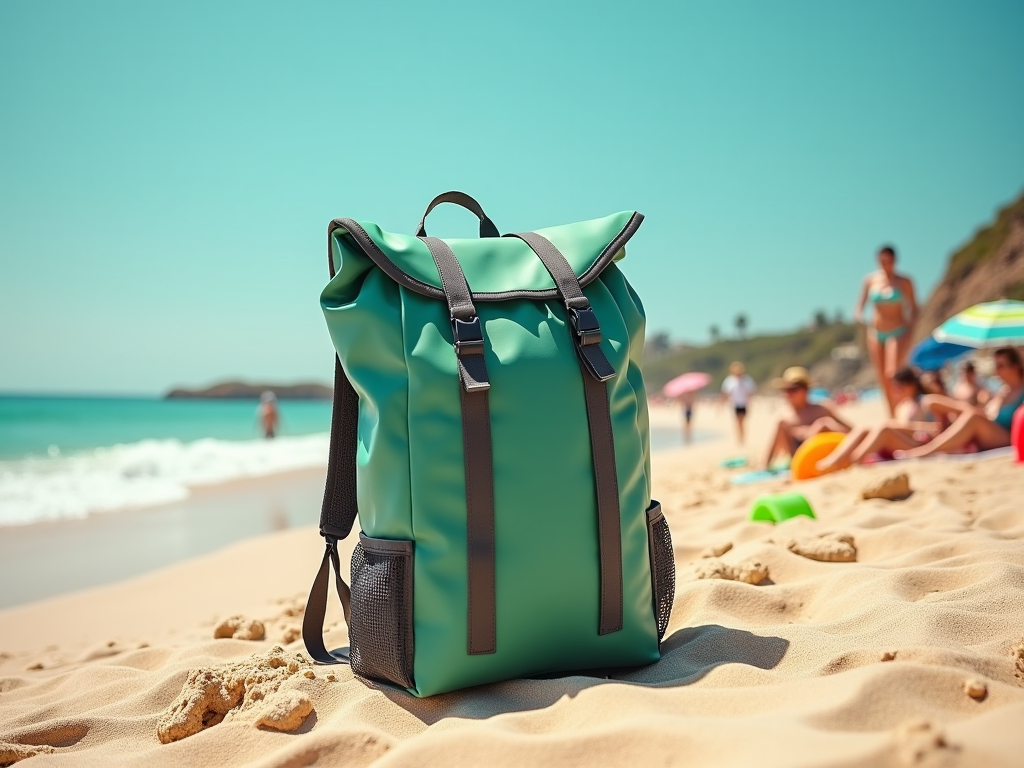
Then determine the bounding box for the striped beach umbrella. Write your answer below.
[933,300,1024,348]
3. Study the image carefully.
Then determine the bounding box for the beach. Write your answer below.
[2,398,1023,767]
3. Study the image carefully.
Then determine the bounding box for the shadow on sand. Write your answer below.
[373,624,789,725]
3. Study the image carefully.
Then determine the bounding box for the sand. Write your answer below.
[1,398,1023,766]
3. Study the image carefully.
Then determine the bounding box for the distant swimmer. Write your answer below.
[855,245,918,416]
[258,391,280,439]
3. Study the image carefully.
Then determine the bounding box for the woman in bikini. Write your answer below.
[855,245,918,415]
[899,347,1024,458]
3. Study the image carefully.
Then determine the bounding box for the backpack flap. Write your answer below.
[325,210,643,303]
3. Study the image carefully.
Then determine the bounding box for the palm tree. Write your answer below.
[734,314,748,339]
[813,309,829,330]
[646,331,671,357]
[709,324,721,344]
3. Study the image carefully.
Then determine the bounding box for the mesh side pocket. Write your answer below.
[349,534,414,689]
[646,501,675,641]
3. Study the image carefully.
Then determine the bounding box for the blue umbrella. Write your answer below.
[909,336,972,370]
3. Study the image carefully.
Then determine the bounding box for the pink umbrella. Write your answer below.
[662,372,711,398]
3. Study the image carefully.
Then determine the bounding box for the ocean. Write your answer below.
[0,396,333,526]
[0,396,692,528]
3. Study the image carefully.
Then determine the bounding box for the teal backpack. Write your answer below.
[303,192,675,696]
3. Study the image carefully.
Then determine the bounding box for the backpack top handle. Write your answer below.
[415,191,500,239]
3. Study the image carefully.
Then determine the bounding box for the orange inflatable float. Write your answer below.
[791,431,849,480]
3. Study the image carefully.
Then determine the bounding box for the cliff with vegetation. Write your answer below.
[914,189,1024,342]
[644,321,862,393]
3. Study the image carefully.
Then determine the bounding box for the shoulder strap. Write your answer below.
[420,236,497,655]
[508,231,623,635]
[302,228,361,665]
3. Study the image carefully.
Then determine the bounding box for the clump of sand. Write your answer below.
[279,626,301,644]
[157,647,314,743]
[894,718,950,766]
[963,678,987,700]
[777,533,857,562]
[0,742,56,764]
[861,472,912,501]
[694,558,768,584]
[255,690,314,731]
[1013,637,1024,680]
[699,541,733,558]
[213,616,266,641]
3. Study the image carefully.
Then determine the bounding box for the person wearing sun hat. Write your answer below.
[762,366,851,469]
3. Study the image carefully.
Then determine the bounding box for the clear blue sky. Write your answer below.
[2,0,1022,394]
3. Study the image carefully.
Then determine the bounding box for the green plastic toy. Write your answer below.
[749,492,816,523]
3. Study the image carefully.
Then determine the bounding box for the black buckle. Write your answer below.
[569,307,603,347]
[452,316,485,357]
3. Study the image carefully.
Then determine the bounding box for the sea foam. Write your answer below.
[0,434,329,526]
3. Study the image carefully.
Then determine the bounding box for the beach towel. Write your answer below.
[303,192,674,697]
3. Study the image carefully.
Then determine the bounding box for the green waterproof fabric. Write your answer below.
[321,212,658,696]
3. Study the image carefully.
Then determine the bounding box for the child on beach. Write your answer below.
[816,367,940,470]
[763,367,851,469]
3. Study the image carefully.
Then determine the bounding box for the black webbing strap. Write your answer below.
[420,236,497,655]
[303,226,361,665]
[421,237,491,393]
[508,232,623,635]
[509,232,615,382]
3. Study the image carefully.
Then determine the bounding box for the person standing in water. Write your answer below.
[258,391,280,439]
[721,361,756,444]
[855,245,918,415]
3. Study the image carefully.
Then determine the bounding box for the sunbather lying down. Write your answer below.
[764,367,851,469]
[816,367,939,471]
[898,346,1024,458]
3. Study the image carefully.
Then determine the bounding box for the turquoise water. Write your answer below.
[0,396,333,460]
[0,396,334,525]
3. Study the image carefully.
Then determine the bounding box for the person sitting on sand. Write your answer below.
[898,347,1024,458]
[951,360,989,407]
[816,367,940,470]
[763,367,851,469]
